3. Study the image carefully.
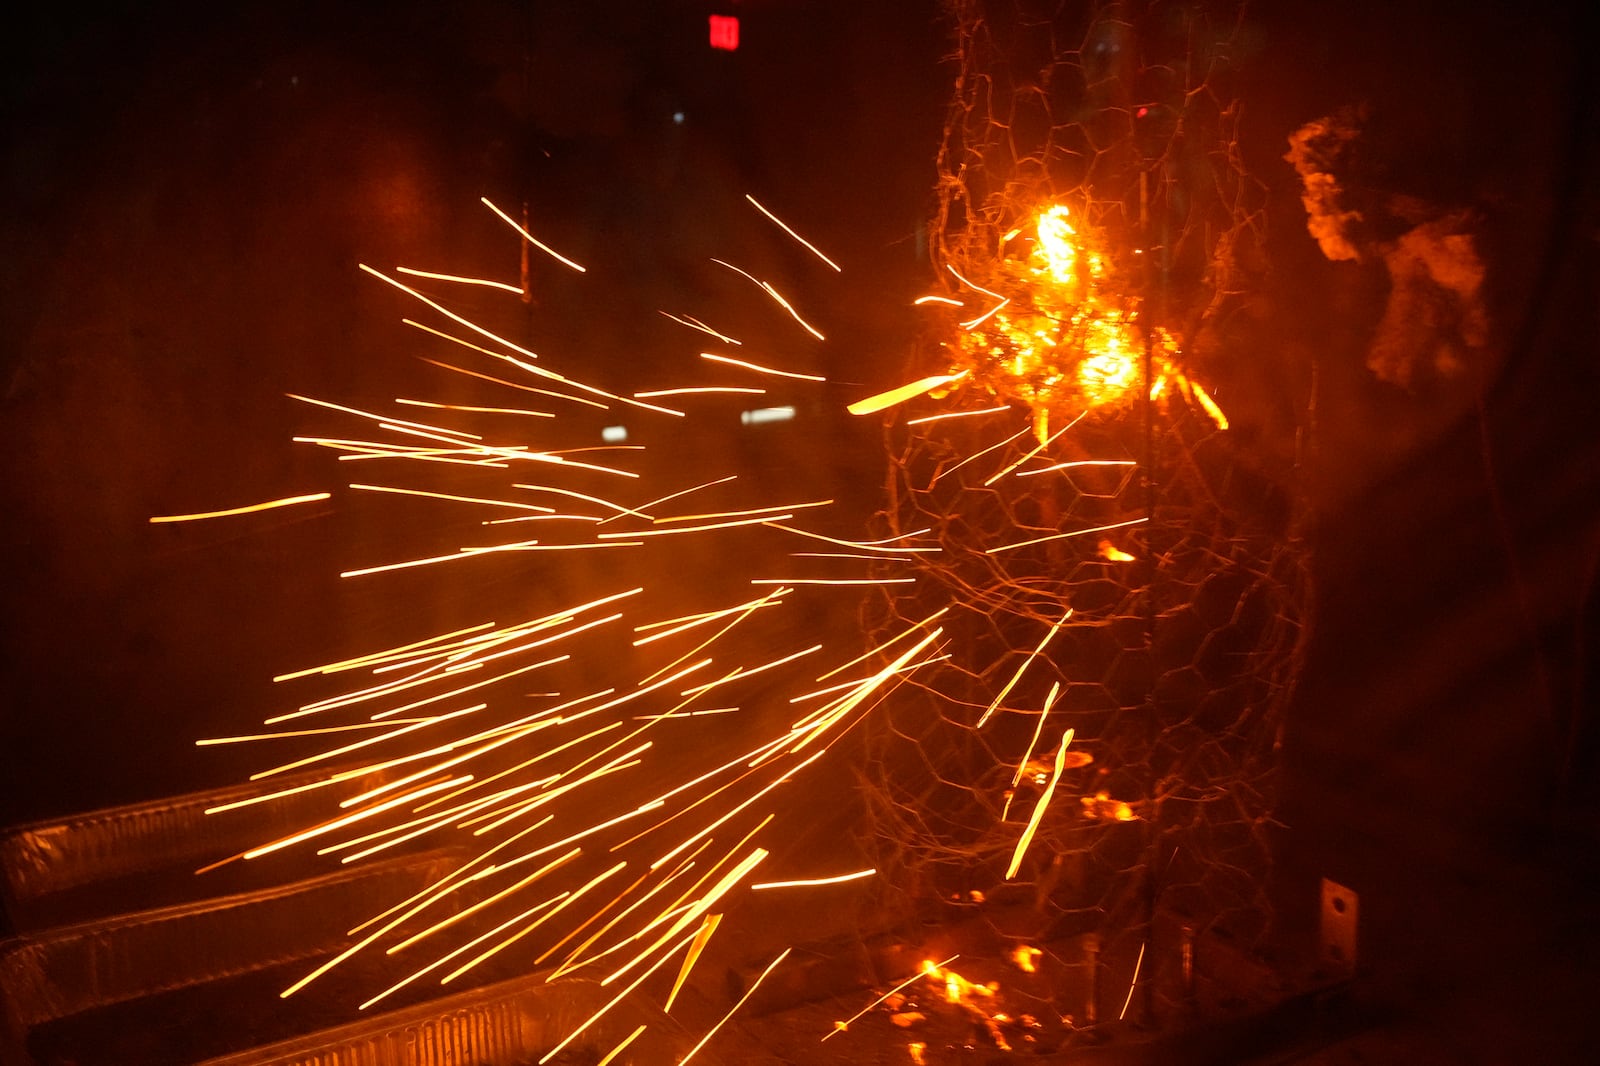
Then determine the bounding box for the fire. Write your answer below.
[1011,945,1043,974]
[889,202,1228,436]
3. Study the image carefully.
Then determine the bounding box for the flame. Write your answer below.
[906,202,1228,435]
[1012,945,1043,973]
[1097,539,1137,563]
[1081,790,1137,823]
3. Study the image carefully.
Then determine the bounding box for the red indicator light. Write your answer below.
[709,14,740,51]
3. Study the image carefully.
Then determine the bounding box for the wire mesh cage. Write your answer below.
[857,0,1309,1025]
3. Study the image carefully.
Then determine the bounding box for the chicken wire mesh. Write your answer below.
[857,0,1308,1024]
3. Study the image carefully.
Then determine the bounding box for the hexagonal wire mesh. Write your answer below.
[857,0,1309,1025]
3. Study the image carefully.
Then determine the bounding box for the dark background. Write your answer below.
[3,0,1597,1055]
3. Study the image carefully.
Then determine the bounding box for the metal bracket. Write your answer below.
[1318,877,1358,976]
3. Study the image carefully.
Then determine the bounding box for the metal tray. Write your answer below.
[1,848,460,1065]
[196,972,709,1066]
[0,769,400,931]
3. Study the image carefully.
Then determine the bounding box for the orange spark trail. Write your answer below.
[480,197,586,272]
[658,310,742,345]
[711,259,827,340]
[745,194,842,272]
[699,351,826,382]
[149,492,330,523]
[395,266,523,293]
[1006,727,1075,879]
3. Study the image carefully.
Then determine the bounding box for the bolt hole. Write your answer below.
[1332,896,1346,914]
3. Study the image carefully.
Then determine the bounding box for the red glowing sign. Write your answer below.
[709,14,739,51]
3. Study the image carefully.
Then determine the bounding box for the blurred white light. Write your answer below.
[602,425,628,443]
[740,406,795,426]
[672,111,686,125]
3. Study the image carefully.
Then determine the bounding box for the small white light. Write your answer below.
[601,425,628,443]
[740,406,796,426]
[672,111,686,125]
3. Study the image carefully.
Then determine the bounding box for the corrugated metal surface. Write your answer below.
[196,973,706,1066]
[0,849,458,1061]
[0,769,398,931]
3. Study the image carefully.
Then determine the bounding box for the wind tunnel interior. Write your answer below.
[2,2,1596,1064]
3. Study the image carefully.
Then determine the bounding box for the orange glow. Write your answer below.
[1012,945,1043,974]
[1081,790,1138,822]
[1097,539,1137,563]
[824,954,960,1042]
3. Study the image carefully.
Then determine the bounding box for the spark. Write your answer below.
[371,271,683,417]
[509,483,653,521]
[1011,683,1062,788]
[440,861,629,984]
[700,351,826,382]
[680,947,791,1064]
[361,265,544,363]
[654,499,831,524]
[945,263,1005,300]
[1006,727,1074,879]
[537,928,699,1065]
[745,194,842,272]
[357,887,570,1011]
[847,371,969,416]
[824,954,960,1041]
[976,610,1072,728]
[1015,458,1138,477]
[597,1026,647,1066]
[1120,941,1146,1020]
[480,197,586,272]
[712,259,826,340]
[348,483,558,513]
[415,351,609,410]
[633,386,766,397]
[395,266,523,294]
[395,398,554,418]
[243,776,466,860]
[665,912,722,1012]
[763,522,940,554]
[149,492,330,523]
[931,424,1032,485]
[752,577,913,586]
[632,588,788,646]
[906,404,1010,425]
[1188,379,1230,430]
[982,413,1084,486]
[751,868,875,890]
[597,474,737,527]
[597,513,792,539]
[913,294,963,306]
[985,516,1149,555]
[659,311,742,345]
[960,296,1010,330]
